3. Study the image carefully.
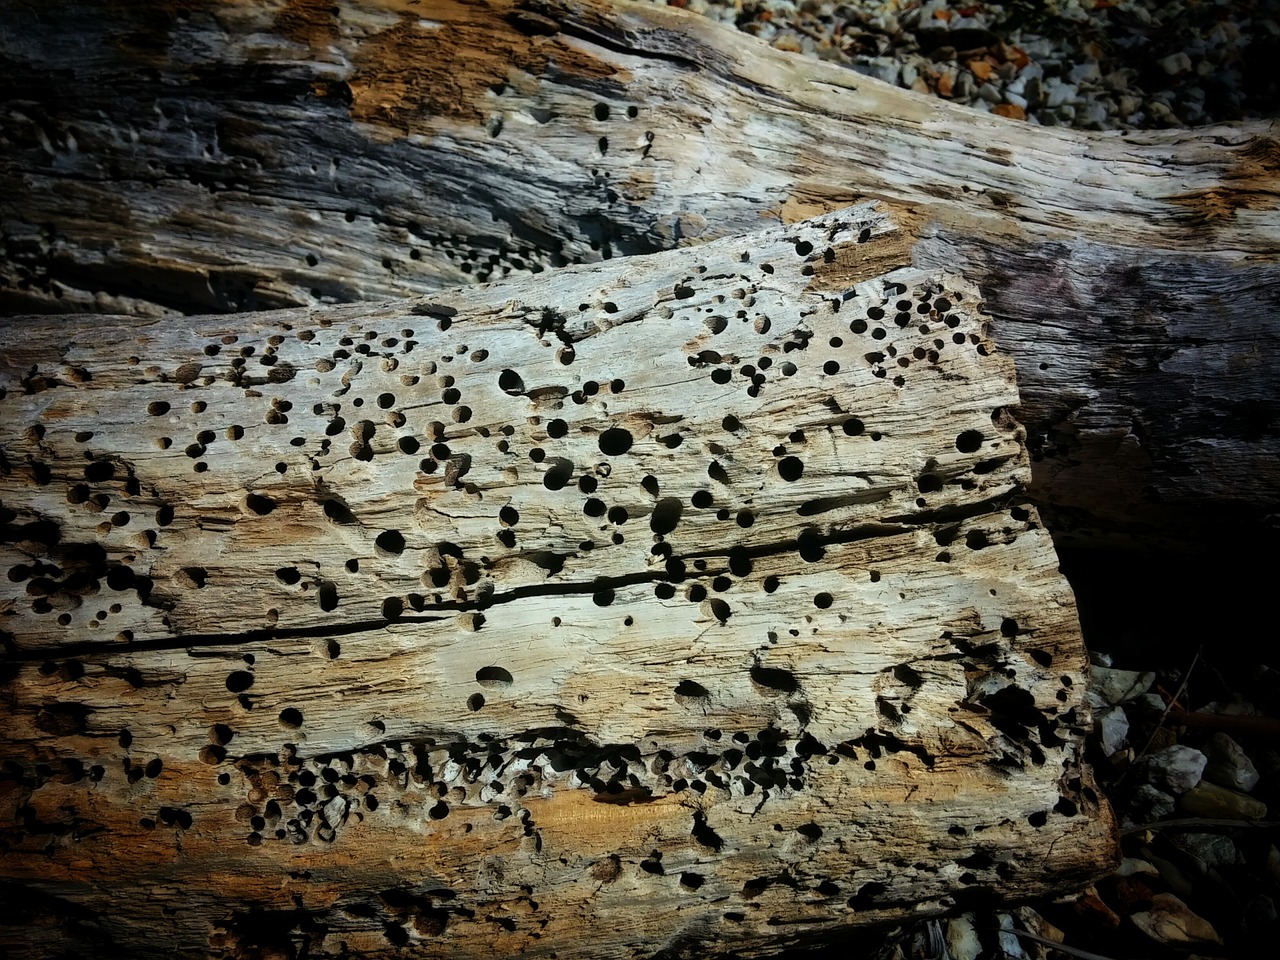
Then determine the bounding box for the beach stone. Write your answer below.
[1179,781,1268,820]
[1077,100,1110,126]
[1171,832,1243,870]
[1267,845,1280,885]
[1088,667,1155,708]
[1131,893,1221,946]
[1130,784,1176,821]
[1095,706,1129,757]
[1068,60,1100,85]
[1043,78,1077,109]
[1116,857,1160,878]
[1141,849,1196,900]
[1137,745,1206,795]
[1203,732,1260,793]
[945,914,982,960]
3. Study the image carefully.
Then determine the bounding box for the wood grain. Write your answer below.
[0,207,1115,958]
[2,0,1276,548]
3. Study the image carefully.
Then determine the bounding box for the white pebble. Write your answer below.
[1068,61,1101,85]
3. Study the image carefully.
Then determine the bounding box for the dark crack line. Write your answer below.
[1,491,1023,663]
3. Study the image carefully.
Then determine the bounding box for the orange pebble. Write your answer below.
[993,103,1027,121]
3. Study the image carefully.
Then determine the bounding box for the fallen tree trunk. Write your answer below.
[0,207,1114,959]
[1,0,1278,548]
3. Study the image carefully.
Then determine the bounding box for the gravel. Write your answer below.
[644,0,1280,129]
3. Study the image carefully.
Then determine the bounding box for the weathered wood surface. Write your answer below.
[1,0,1278,547]
[0,208,1114,959]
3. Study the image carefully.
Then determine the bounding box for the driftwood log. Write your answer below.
[1,0,1278,548]
[0,208,1114,958]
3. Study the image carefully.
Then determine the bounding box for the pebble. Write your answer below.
[1068,61,1101,86]
[1088,667,1155,709]
[1202,732,1260,793]
[1130,892,1222,946]
[1130,783,1177,822]
[1137,744,1206,795]
[1043,78,1078,110]
[1116,857,1160,879]
[944,913,982,960]
[1267,845,1280,885]
[1095,706,1129,758]
[650,0,1279,131]
[1171,832,1243,871]
[996,913,1026,960]
[1141,848,1196,900]
[1179,780,1269,820]
[1077,100,1110,128]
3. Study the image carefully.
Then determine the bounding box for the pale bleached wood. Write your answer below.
[0,207,1114,959]
[1,0,1276,548]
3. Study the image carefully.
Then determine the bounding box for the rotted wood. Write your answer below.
[0,207,1114,959]
[1,0,1278,548]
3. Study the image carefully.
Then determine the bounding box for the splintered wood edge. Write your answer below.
[0,205,1115,959]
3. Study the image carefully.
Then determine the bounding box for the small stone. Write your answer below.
[1023,76,1045,108]
[1203,732,1260,792]
[1171,832,1242,870]
[1130,784,1176,821]
[1267,845,1280,885]
[1200,697,1259,717]
[1141,848,1195,900]
[1095,706,1129,757]
[865,59,901,87]
[901,63,919,88]
[993,103,1026,121]
[1137,745,1206,795]
[1130,892,1222,946]
[1116,857,1160,878]
[1068,60,1101,85]
[1077,100,1109,127]
[1013,907,1065,954]
[1148,100,1178,125]
[1072,887,1122,930]
[1179,780,1268,820]
[1004,91,1028,111]
[1043,78,1077,109]
[1088,667,1155,708]
[977,82,1003,104]
[1020,38,1053,59]
[952,71,976,101]
[935,68,955,98]
[996,913,1026,959]
[967,59,992,82]
[1158,52,1193,76]
[945,913,982,960]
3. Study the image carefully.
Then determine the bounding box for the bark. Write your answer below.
[0,207,1114,959]
[1,0,1278,548]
